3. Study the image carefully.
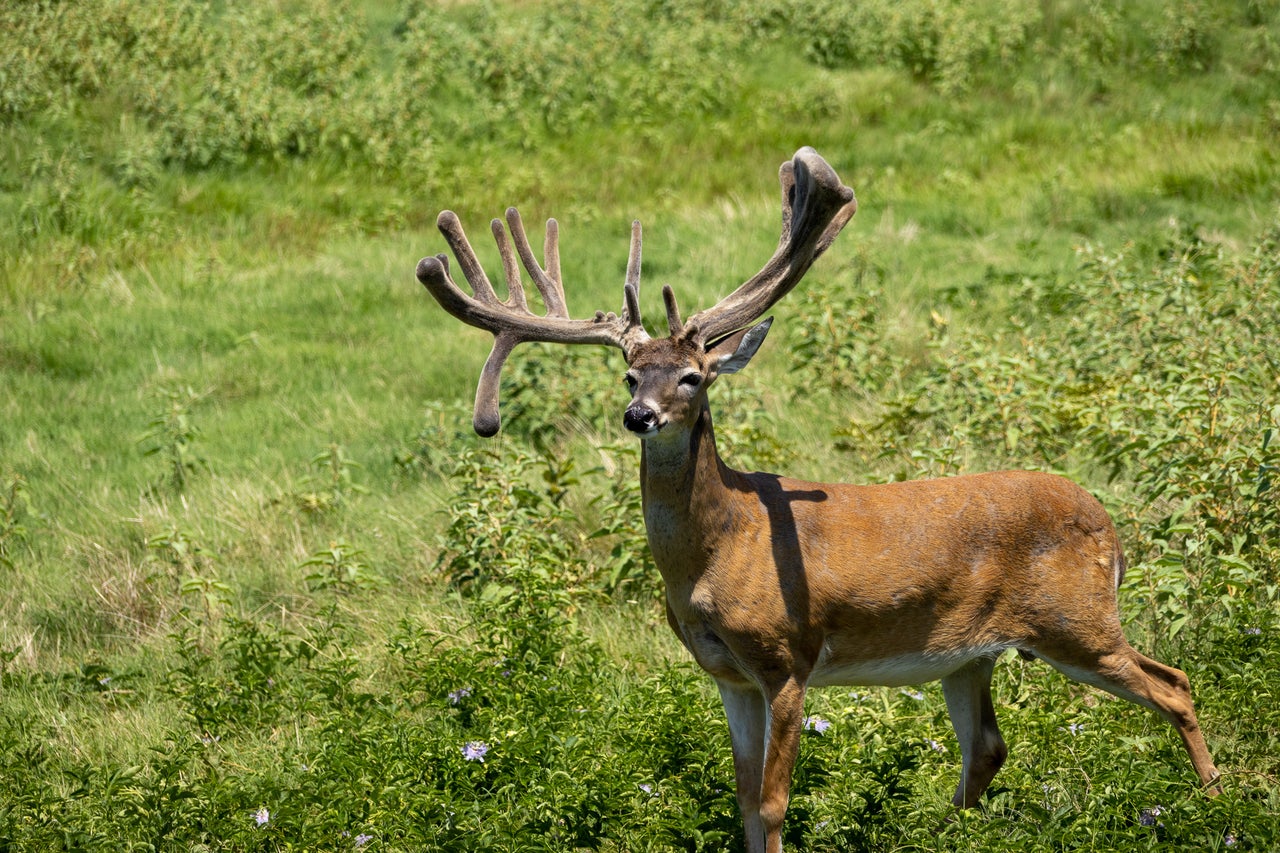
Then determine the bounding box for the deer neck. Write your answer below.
[638,402,743,585]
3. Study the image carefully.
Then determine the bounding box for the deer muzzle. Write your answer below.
[623,403,659,436]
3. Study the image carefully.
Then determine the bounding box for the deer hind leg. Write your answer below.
[1040,642,1221,792]
[941,656,1008,808]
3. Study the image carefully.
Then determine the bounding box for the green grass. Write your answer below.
[1,0,1279,849]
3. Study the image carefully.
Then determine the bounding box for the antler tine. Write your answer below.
[545,216,562,291]
[687,147,857,343]
[491,218,529,312]
[622,219,648,338]
[505,208,569,318]
[776,157,796,253]
[662,285,684,337]
[417,210,647,437]
[625,219,642,295]
[437,210,499,303]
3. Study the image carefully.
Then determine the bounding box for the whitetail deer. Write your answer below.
[415,148,1221,853]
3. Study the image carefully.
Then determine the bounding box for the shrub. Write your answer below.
[752,0,1042,94]
[842,219,1280,653]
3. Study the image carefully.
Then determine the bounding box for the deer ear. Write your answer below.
[708,317,772,375]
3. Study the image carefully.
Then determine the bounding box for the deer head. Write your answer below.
[414,147,857,437]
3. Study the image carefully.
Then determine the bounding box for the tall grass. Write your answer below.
[1,0,1278,849]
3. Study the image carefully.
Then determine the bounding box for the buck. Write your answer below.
[414,148,1221,853]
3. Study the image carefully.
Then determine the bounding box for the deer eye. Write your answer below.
[624,374,638,392]
[678,372,703,388]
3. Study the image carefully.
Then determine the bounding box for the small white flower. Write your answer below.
[254,807,270,827]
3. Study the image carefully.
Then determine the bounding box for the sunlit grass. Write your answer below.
[1,0,1278,848]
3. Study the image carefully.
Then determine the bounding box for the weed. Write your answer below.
[587,442,656,599]
[291,443,368,514]
[300,540,382,593]
[137,386,207,493]
[0,474,31,570]
[394,400,473,474]
[146,526,229,622]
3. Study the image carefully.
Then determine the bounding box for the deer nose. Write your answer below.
[623,404,658,434]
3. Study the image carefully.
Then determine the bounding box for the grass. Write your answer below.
[1,0,1279,849]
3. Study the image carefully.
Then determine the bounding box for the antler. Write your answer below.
[686,146,857,342]
[417,147,856,436]
[416,208,649,436]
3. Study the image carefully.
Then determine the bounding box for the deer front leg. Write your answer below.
[717,676,807,853]
[717,681,768,853]
[760,677,807,853]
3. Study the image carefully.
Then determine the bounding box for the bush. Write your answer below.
[841,219,1280,654]
[749,0,1042,93]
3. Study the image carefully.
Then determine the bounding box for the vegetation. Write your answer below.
[1,0,1278,849]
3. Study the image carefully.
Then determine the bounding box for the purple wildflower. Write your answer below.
[253,807,270,827]
[462,741,490,762]
[901,688,925,701]
[448,687,472,705]
[1139,806,1163,827]
[354,833,374,847]
[803,716,832,734]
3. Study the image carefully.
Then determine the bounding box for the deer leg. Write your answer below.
[1040,642,1221,792]
[941,656,1007,808]
[717,681,769,853]
[759,677,807,853]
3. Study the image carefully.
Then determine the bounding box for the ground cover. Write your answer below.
[1,1,1278,849]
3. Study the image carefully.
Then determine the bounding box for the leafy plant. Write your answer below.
[395,400,474,475]
[146,526,229,621]
[138,386,207,492]
[758,0,1042,93]
[842,221,1280,654]
[788,271,904,403]
[0,473,31,570]
[586,442,656,599]
[434,447,578,594]
[290,443,368,514]
[301,540,382,593]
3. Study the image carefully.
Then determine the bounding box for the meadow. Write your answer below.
[1,0,1278,849]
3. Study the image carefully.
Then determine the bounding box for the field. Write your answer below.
[2,0,1279,849]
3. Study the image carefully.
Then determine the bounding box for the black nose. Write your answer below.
[623,404,657,434]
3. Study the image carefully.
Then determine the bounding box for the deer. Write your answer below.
[414,147,1221,853]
